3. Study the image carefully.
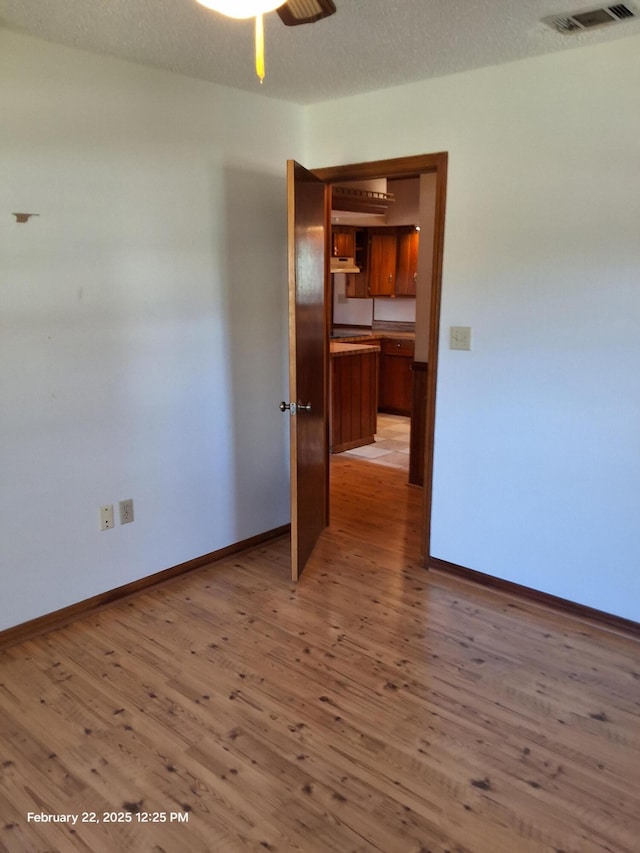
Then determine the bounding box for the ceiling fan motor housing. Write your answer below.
[277,0,337,26]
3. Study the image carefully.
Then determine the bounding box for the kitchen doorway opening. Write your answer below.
[313,153,448,563]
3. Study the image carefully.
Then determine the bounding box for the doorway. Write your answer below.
[313,153,448,562]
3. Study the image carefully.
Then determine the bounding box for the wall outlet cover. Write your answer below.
[100,504,114,531]
[119,499,134,525]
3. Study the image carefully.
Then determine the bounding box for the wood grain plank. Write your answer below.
[1,457,639,852]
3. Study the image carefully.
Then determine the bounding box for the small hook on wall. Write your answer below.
[13,213,39,223]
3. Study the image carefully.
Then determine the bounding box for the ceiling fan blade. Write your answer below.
[277,0,337,26]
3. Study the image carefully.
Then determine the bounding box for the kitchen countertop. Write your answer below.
[330,341,381,357]
[330,330,415,343]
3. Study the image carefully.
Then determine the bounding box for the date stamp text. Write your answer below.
[27,810,190,825]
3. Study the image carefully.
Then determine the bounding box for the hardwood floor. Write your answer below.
[1,457,639,852]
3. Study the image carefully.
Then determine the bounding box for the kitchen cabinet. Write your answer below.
[330,342,379,453]
[331,225,355,258]
[331,225,419,299]
[367,230,397,297]
[395,227,419,296]
[378,338,415,416]
[346,227,369,298]
[367,227,420,298]
[331,225,368,298]
[345,272,369,299]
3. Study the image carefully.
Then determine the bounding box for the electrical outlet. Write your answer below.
[100,505,114,531]
[450,326,472,351]
[119,499,134,525]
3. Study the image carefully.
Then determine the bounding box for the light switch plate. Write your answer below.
[450,326,472,351]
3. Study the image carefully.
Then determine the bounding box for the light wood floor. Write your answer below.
[1,457,639,852]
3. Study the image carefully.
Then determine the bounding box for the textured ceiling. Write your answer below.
[2,0,639,104]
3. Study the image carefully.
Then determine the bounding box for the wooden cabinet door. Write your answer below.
[378,339,415,416]
[340,226,418,299]
[368,231,397,296]
[332,225,355,258]
[346,227,369,298]
[345,273,369,299]
[395,227,419,296]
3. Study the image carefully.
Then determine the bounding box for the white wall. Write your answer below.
[307,36,640,622]
[385,178,419,226]
[0,32,302,630]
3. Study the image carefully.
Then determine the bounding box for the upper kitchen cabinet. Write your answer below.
[331,225,369,298]
[368,226,419,298]
[331,225,355,258]
[395,226,420,297]
[368,229,398,297]
[347,228,369,298]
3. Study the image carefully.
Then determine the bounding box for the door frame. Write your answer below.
[312,152,448,562]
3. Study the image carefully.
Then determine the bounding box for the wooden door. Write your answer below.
[285,160,329,581]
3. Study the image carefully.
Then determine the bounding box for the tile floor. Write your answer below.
[340,413,410,472]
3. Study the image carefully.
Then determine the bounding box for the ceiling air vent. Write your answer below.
[545,3,637,33]
[609,3,635,16]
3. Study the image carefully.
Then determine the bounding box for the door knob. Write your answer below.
[279,401,311,415]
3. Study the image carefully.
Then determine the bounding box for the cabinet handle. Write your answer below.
[388,274,393,283]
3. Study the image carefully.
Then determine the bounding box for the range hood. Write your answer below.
[331,256,360,274]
